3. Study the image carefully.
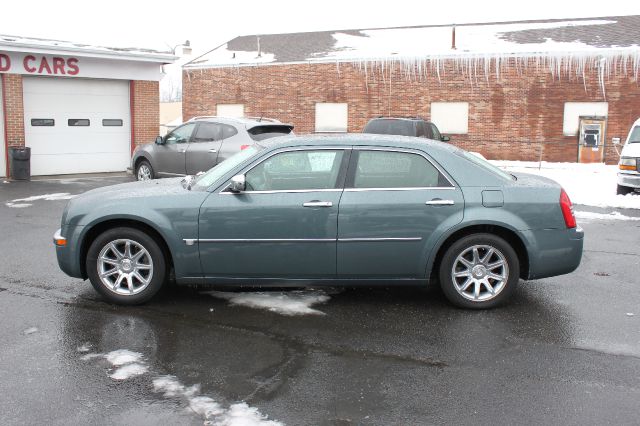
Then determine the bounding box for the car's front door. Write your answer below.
[197,147,350,278]
[186,122,223,175]
[155,123,195,175]
[337,148,464,278]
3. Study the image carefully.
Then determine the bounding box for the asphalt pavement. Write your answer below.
[1,175,639,425]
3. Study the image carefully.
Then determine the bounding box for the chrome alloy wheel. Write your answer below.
[97,239,154,296]
[137,164,152,181]
[451,245,509,302]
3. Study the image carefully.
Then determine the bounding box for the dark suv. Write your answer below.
[362,117,450,142]
[132,116,293,181]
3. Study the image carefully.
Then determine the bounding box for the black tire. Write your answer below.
[439,233,519,309]
[136,159,154,181]
[617,184,634,195]
[86,227,167,305]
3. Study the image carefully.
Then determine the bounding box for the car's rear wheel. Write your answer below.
[86,227,166,305]
[439,234,519,309]
[136,160,154,181]
[616,184,634,195]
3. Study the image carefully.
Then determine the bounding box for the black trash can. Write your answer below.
[9,147,31,180]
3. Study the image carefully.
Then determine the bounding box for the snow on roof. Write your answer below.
[0,34,176,63]
[185,15,640,69]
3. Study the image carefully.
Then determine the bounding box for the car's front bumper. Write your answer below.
[617,172,640,189]
[523,226,584,280]
[54,226,86,279]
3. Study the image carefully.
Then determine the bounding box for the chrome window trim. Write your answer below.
[350,146,457,189]
[338,237,422,242]
[218,146,351,194]
[344,187,455,192]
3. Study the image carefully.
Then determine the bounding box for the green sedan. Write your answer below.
[54,135,584,309]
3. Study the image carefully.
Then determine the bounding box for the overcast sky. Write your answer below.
[3,0,639,56]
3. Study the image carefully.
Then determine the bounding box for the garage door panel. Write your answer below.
[23,77,131,176]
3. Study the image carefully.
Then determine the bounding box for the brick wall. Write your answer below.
[131,80,160,146]
[183,60,640,164]
[1,73,25,148]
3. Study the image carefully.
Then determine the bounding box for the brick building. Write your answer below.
[0,35,175,177]
[183,15,640,164]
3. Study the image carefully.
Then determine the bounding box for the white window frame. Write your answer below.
[430,102,469,134]
[315,103,348,133]
[563,102,608,136]
[216,103,245,118]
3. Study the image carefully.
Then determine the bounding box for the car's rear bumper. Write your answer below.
[523,226,584,280]
[617,172,640,189]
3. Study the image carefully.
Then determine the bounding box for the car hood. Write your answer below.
[78,177,187,201]
[621,142,640,157]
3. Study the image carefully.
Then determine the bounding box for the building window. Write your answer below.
[563,102,608,136]
[217,104,245,118]
[68,119,90,127]
[31,119,55,126]
[315,103,348,133]
[102,119,123,127]
[430,102,469,134]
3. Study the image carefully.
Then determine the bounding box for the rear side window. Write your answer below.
[362,119,415,137]
[430,123,442,140]
[221,124,238,139]
[352,150,450,188]
[248,125,293,141]
[193,123,222,142]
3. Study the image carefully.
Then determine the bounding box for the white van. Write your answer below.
[617,118,640,194]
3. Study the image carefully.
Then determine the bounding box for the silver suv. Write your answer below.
[131,116,294,180]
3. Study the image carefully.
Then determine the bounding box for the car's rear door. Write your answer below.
[155,123,195,175]
[186,122,223,175]
[197,147,350,278]
[337,147,464,278]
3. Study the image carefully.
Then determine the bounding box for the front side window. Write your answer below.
[353,150,450,189]
[193,123,222,142]
[246,150,345,191]
[165,123,195,144]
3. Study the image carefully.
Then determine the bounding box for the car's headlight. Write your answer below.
[619,157,637,171]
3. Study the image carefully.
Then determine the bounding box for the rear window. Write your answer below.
[459,151,514,181]
[628,126,640,144]
[363,119,416,137]
[248,125,293,141]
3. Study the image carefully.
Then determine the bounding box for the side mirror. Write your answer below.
[441,135,451,142]
[155,136,164,145]
[229,174,246,193]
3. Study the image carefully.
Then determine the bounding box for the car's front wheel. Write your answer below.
[439,233,519,309]
[617,184,634,195]
[86,227,166,305]
[136,160,154,181]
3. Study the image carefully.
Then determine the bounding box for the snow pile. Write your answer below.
[205,290,331,316]
[492,160,640,209]
[574,211,640,221]
[80,348,282,425]
[5,192,75,208]
[153,376,282,425]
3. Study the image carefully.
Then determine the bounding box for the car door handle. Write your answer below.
[303,201,333,207]
[426,199,455,206]
[208,149,217,153]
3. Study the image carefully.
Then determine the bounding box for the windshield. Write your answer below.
[628,126,640,144]
[459,151,515,181]
[192,146,261,190]
[363,119,415,137]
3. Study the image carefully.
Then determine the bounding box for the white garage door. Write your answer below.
[23,77,131,176]
[0,79,5,178]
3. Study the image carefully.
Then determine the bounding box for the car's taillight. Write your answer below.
[560,188,576,228]
[240,144,250,150]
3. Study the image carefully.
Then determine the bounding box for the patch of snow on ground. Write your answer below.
[5,203,32,208]
[77,343,92,352]
[491,160,640,210]
[104,349,144,366]
[110,363,148,380]
[23,327,38,335]
[11,193,75,202]
[575,211,640,221]
[205,290,331,316]
[153,375,282,425]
